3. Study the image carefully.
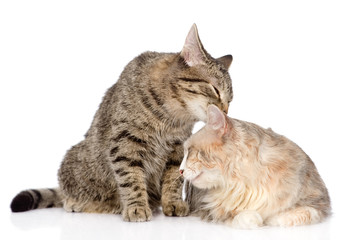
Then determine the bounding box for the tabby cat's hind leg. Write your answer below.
[266,206,322,227]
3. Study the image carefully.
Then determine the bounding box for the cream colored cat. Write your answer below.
[180,105,330,228]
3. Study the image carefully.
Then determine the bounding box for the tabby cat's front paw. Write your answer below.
[122,205,152,222]
[162,200,189,217]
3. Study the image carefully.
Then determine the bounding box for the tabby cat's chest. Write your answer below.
[143,127,192,170]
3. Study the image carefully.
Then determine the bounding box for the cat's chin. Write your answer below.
[186,172,205,188]
[192,182,218,190]
[190,173,219,189]
[183,171,201,183]
[191,172,203,182]
[186,101,207,122]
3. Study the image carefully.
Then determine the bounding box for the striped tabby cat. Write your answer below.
[10,24,233,222]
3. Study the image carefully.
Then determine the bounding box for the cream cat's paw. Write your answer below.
[122,205,152,222]
[162,200,189,217]
[265,207,321,227]
[232,211,263,229]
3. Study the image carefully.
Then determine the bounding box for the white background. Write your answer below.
[1,0,350,239]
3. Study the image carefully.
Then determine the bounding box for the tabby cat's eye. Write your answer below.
[212,85,220,99]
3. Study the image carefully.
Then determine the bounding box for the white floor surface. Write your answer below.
[1,206,348,240]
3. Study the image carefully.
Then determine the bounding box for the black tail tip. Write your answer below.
[10,191,34,212]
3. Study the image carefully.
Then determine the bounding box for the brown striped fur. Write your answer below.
[181,105,331,228]
[10,188,63,212]
[10,25,233,222]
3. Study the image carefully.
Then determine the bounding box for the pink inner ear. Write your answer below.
[181,24,205,67]
[207,105,226,131]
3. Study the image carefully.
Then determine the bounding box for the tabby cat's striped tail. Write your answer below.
[10,188,63,212]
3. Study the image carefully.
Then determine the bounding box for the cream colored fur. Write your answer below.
[181,105,330,228]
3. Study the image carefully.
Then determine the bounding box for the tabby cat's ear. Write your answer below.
[217,55,233,70]
[207,104,227,135]
[181,24,208,67]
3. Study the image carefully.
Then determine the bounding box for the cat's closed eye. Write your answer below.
[196,150,216,168]
[177,77,221,100]
[211,85,220,99]
[197,150,207,161]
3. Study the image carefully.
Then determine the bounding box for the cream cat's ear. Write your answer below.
[181,24,208,66]
[207,104,227,135]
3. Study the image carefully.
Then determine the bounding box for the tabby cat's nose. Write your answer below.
[179,169,184,175]
[223,105,228,114]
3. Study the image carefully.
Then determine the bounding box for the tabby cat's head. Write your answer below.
[166,24,233,122]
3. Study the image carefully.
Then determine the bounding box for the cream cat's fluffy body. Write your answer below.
[181,105,330,228]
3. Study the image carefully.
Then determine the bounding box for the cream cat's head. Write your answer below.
[180,104,241,189]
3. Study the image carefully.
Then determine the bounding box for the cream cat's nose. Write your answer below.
[179,169,184,175]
